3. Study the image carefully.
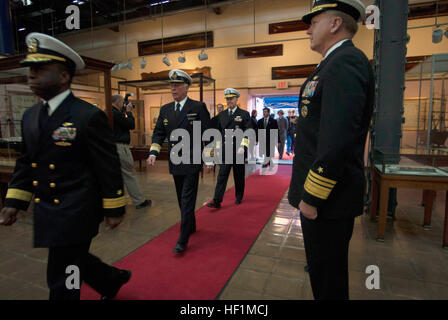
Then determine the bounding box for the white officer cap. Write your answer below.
[169,69,192,86]
[20,32,85,74]
[224,88,240,98]
[302,0,366,25]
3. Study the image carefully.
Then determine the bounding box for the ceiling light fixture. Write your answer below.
[432,0,443,43]
[198,50,208,61]
[140,59,147,69]
[178,52,186,63]
[160,3,171,66]
[162,54,171,66]
[125,61,133,70]
[433,28,443,43]
[199,0,209,61]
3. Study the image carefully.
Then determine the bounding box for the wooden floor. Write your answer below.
[0,160,448,300]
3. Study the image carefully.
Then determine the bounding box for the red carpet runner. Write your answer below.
[81,165,292,300]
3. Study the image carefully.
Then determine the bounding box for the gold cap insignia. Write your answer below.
[28,38,38,53]
[172,72,178,79]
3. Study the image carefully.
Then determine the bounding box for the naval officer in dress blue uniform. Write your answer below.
[288,0,374,299]
[206,88,252,208]
[147,69,210,254]
[0,33,131,300]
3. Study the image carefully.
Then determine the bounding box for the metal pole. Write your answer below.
[426,55,436,153]
[416,60,423,150]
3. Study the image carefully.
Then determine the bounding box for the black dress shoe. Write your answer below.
[206,200,221,209]
[136,199,151,209]
[173,243,186,253]
[101,270,132,300]
[235,199,242,204]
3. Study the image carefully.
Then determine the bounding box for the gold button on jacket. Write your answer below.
[53,199,60,204]
[34,198,40,203]
[32,181,38,186]
[31,163,37,168]
[49,164,55,170]
[50,182,56,188]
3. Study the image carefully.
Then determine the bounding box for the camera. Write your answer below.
[122,93,135,112]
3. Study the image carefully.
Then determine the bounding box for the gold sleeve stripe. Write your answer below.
[6,188,33,202]
[241,137,249,148]
[304,179,331,200]
[150,143,161,153]
[307,174,334,189]
[103,196,126,209]
[309,170,337,185]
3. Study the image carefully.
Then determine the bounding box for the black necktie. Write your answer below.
[39,103,50,130]
[175,103,181,119]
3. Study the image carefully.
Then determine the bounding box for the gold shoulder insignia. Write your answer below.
[62,122,74,127]
[313,76,319,80]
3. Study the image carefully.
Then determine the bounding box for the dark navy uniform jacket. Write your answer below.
[149,97,210,175]
[288,40,374,219]
[208,107,253,163]
[5,93,126,247]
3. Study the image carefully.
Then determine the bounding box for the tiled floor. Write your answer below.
[1,161,448,300]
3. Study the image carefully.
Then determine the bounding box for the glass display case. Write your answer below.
[373,148,448,177]
[404,54,448,152]
[371,148,448,248]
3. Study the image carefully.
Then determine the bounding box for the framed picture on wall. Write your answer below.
[150,106,161,130]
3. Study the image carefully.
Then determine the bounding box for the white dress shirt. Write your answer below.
[44,89,71,116]
[323,39,349,61]
[175,96,189,111]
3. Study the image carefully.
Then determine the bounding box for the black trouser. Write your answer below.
[213,164,245,203]
[47,241,123,300]
[300,214,355,300]
[173,172,200,245]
